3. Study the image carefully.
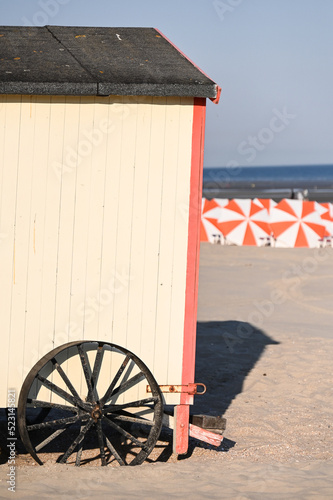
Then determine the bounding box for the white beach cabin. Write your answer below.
[0,26,221,465]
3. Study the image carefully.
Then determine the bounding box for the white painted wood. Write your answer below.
[95,96,125,393]
[136,97,167,382]
[7,96,36,398]
[0,95,21,405]
[83,97,109,343]
[0,95,195,407]
[22,96,51,382]
[126,97,153,362]
[53,96,80,350]
[37,96,66,361]
[166,98,194,405]
[97,95,124,347]
[111,98,138,350]
[153,98,181,390]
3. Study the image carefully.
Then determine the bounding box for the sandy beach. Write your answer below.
[1,244,333,499]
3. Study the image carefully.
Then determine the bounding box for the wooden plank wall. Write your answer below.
[0,95,194,406]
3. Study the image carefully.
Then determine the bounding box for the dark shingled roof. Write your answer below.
[0,26,220,101]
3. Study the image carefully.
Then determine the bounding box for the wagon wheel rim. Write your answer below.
[18,341,163,466]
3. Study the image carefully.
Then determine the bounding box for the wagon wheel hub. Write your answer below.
[91,405,102,422]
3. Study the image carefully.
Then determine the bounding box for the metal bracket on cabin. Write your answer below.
[146,383,206,395]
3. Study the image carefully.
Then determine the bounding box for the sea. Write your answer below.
[202,165,333,202]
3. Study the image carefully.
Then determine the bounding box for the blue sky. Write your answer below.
[2,0,333,167]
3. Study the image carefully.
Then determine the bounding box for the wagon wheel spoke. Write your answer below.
[27,399,78,414]
[75,445,83,467]
[27,414,80,431]
[35,427,67,452]
[75,424,85,467]
[111,412,155,427]
[18,341,163,467]
[77,344,94,403]
[103,415,146,449]
[36,374,89,412]
[103,397,158,414]
[52,358,82,401]
[99,354,131,407]
[105,435,125,466]
[59,419,94,464]
[90,343,104,402]
[96,420,107,466]
[109,372,146,400]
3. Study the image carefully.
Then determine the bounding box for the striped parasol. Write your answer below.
[200,198,228,243]
[318,202,333,237]
[254,198,277,216]
[270,199,326,247]
[216,198,271,246]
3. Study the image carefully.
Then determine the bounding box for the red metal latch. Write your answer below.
[147,383,206,395]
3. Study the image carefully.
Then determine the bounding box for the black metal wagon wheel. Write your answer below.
[18,341,164,466]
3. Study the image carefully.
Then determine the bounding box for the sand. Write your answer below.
[1,244,333,499]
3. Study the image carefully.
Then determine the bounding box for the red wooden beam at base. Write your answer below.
[189,424,224,447]
[173,405,190,455]
[167,407,224,454]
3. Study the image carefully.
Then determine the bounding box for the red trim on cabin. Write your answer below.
[173,405,190,455]
[180,97,206,406]
[155,29,221,104]
[211,85,222,105]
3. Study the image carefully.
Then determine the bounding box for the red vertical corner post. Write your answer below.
[174,97,207,455]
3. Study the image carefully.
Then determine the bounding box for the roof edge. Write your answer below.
[154,28,221,104]
[97,82,219,98]
[0,82,219,99]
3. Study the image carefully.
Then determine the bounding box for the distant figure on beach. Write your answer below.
[291,188,309,200]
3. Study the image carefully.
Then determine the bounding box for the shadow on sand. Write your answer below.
[156,320,280,461]
[156,320,280,460]
[192,320,280,417]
